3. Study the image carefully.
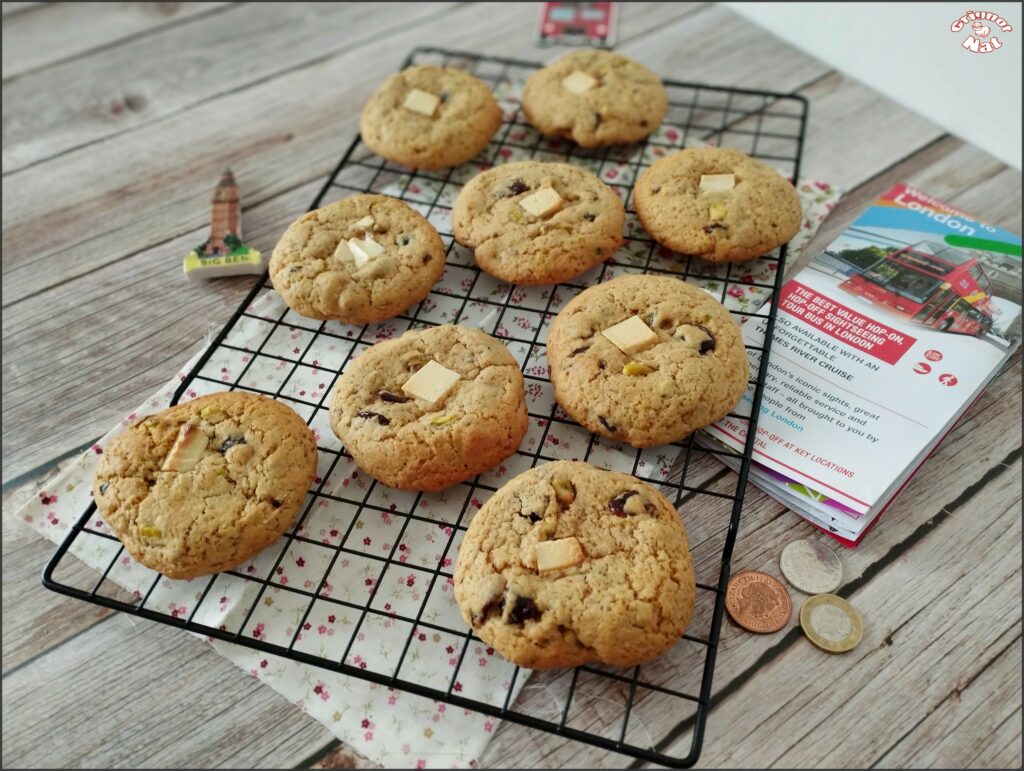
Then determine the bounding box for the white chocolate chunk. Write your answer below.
[562,70,597,95]
[700,173,735,192]
[348,236,385,269]
[601,315,659,355]
[403,88,440,117]
[536,537,585,573]
[161,424,209,472]
[402,360,461,406]
[333,239,354,262]
[353,215,375,229]
[519,186,564,218]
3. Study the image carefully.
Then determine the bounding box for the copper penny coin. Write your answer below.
[725,570,792,633]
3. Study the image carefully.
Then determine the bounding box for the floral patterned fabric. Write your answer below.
[14,126,839,767]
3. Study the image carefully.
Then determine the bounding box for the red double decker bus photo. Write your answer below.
[839,240,995,336]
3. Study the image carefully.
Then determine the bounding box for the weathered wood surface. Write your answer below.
[1,2,232,81]
[1,2,1020,769]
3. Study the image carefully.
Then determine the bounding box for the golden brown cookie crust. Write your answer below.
[546,274,749,447]
[360,65,503,170]
[634,147,802,262]
[269,194,446,324]
[93,392,318,580]
[453,460,696,670]
[451,161,624,285]
[328,324,528,491]
[521,50,667,148]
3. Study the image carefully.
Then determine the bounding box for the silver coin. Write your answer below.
[779,539,843,594]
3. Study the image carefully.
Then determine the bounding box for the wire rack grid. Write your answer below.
[43,47,807,767]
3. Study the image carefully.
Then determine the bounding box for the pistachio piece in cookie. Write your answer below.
[328,324,528,491]
[622,361,656,376]
[547,274,749,447]
[199,404,227,423]
[269,193,445,324]
[454,460,696,669]
[551,476,576,506]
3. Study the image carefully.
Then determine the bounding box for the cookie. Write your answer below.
[328,324,528,491]
[269,194,446,324]
[93,392,318,580]
[634,147,802,262]
[546,274,748,447]
[360,65,503,170]
[451,161,624,285]
[520,50,667,148]
[454,460,696,669]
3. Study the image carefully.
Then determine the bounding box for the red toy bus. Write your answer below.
[839,240,994,336]
[538,2,616,47]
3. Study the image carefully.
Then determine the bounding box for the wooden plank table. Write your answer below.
[2,3,1020,768]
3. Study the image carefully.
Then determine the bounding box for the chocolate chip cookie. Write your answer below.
[520,50,667,147]
[328,324,528,491]
[634,147,803,262]
[269,194,446,324]
[451,161,624,285]
[454,460,696,669]
[546,274,749,447]
[93,392,318,580]
[360,65,503,170]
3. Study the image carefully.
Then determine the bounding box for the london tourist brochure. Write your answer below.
[706,183,1022,545]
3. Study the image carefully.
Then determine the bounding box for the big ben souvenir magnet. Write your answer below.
[183,168,263,281]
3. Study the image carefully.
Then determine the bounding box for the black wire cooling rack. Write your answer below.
[43,47,807,767]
